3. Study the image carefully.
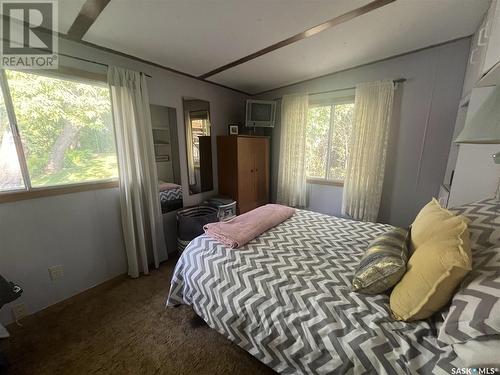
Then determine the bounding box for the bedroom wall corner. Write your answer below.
[258,37,471,227]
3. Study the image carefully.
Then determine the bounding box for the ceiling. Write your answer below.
[59,0,87,34]
[60,0,489,94]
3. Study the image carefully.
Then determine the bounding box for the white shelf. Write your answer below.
[477,60,500,87]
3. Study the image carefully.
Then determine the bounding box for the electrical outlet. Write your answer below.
[48,265,64,280]
[12,303,27,321]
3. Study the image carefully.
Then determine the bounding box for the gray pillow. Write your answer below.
[437,197,500,324]
[438,245,500,345]
[352,227,409,295]
[449,197,500,251]
[452,337,500,368]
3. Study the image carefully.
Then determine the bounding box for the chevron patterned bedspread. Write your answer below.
[167,209,460,374]
[159,186,182,203]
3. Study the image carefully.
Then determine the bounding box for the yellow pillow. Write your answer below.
[390,199,471,321]
[410,198,470,250]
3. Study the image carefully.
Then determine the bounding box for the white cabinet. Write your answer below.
[462,0,500,97]
[463,15,488,97]
[481,0,500,77]
[443,1,500,207]
[447,87,500,207]
[448,143,500,207]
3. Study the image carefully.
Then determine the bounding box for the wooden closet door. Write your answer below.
[237,137,256,214]
[254,138,269,207]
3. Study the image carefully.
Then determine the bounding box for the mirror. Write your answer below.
[150,104,183,213]
[183,98,213,194]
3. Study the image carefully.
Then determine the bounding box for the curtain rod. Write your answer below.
[272,78,406,100]
[58,52,153,78]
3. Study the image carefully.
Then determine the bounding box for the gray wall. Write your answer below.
[0,36,248,325]
[257,38,470,227]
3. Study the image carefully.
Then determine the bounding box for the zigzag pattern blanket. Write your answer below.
[159,186,182,203]
[167,209,459,374]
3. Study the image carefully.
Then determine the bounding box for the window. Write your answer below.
[306,99,354,183]
[189,110,210,167]
[0,69,117,193]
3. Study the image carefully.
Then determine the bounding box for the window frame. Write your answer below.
[306,96,355,186]
[0,68,118,202]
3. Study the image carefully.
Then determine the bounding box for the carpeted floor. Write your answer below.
[2,258,276,375]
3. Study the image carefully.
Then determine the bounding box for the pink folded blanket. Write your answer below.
[204,204,295,249]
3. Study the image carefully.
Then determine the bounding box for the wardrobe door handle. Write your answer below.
[250,169,254,172]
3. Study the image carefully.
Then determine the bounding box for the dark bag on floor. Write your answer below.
[177,205,218,254]
[0,275,22,308]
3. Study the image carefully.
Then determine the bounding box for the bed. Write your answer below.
[167,209,466,374]
[159,183,183,213]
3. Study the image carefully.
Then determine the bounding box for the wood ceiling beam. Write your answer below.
[199,0,396,79]
[66,0,112,41]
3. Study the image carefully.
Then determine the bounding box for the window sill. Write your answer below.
[0,180,119,204]
[306,178,344,187]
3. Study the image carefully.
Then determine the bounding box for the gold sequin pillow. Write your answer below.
[352,228,409,295]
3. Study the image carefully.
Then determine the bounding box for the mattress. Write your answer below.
[167,209,461,374]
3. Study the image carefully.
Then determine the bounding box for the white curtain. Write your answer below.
[277,93,308,207]
[342,80,394,222]
[108,66,167,278]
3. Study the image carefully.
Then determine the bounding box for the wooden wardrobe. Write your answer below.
[217,135,269,214]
